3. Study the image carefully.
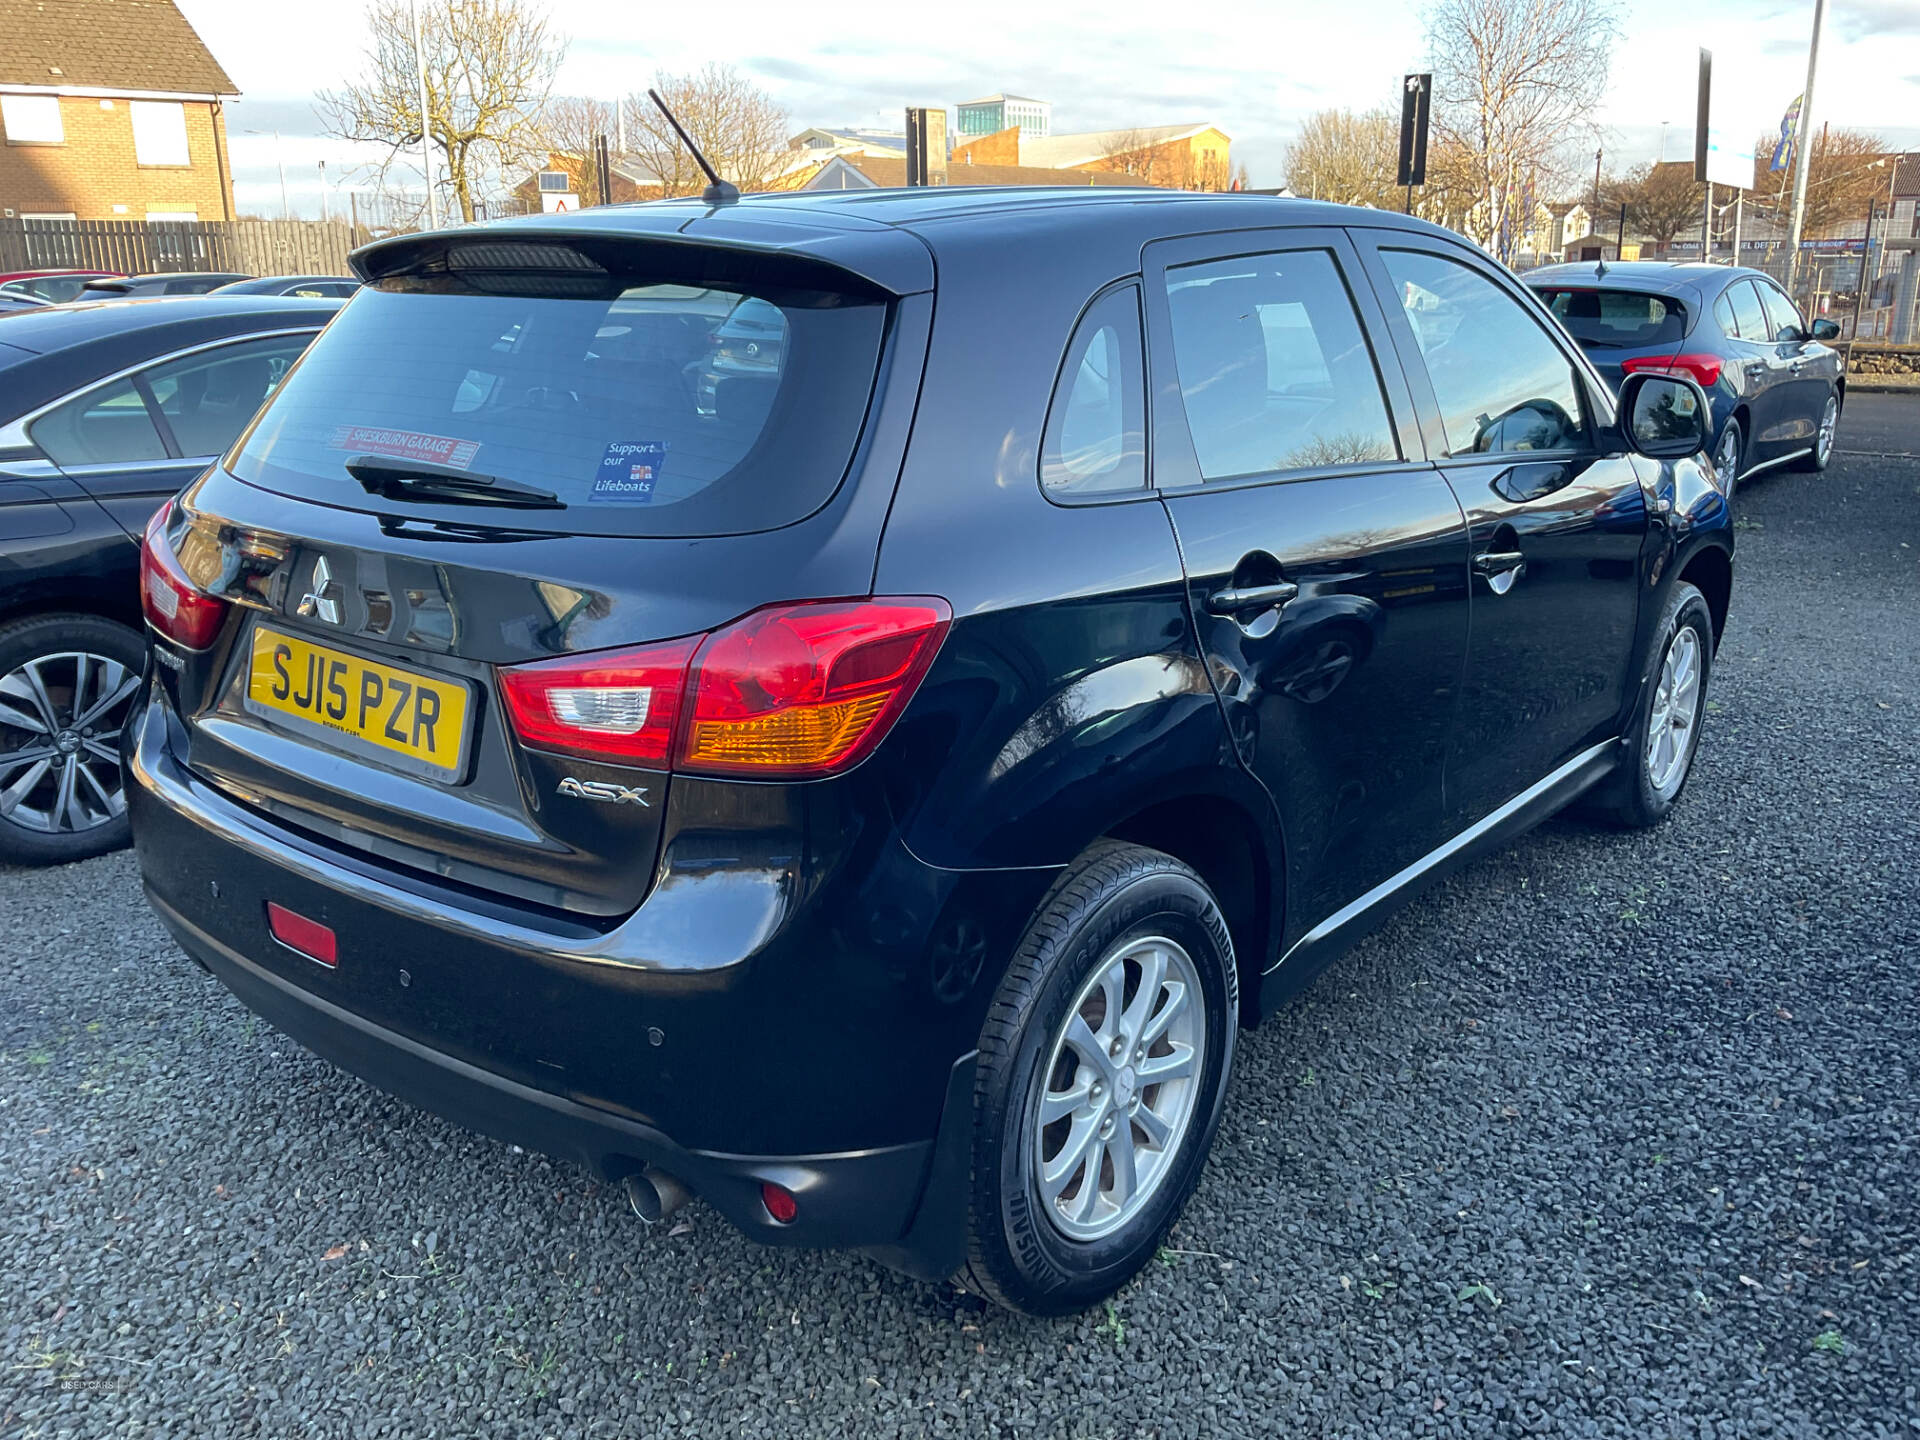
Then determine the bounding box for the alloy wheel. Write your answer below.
[1816,395,1837,466]
[0,651,140,835]
[1031,935,1205,1242]
[1645,627,1702,796]
[1714,426,1741,491]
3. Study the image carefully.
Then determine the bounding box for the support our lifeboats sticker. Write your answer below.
[590,440,666,503]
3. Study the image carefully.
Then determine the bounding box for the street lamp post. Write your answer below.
[1786,0,1828,297]
[241,129,291,219]
[318,160,328,223]
[411,0,439,229]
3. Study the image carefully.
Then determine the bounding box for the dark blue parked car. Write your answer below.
[0,296,339,863]
[1527,261,1844,496]
[126,193,1733,1314]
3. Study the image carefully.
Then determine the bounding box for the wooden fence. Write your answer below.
[0,217,366,279]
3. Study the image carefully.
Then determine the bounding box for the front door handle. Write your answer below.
[1206,581,1299,616]
[1473,550,1526,595]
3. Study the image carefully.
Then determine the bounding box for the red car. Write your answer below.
[0,269,122,305]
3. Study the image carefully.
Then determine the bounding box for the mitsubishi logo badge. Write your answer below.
[297,554,343,625]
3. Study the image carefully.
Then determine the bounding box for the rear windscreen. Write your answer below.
[229,277,887,537]
[1533,287,1688,348]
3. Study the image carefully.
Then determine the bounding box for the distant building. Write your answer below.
[802,153,1150,192]
[1022,123,1233,191]
[956,94,1050,141]
[790,127,908,160]
[0,0,239,222]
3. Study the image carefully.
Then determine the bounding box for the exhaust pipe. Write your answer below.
[622,1167,691,1227]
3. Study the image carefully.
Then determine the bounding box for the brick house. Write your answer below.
[0,0,239,223]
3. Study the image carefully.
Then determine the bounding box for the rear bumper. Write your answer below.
[150,887,957,1254]
[125,683,1001,1274]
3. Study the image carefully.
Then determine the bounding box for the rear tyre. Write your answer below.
[1584,582,1713,830]
[1712,417,1744,499]
[0,614,146,866]
[1790,390,1839,472]
[962,841,1238,1316]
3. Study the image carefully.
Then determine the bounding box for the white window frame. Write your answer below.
[131,100,191,167]
[2,93,64,145]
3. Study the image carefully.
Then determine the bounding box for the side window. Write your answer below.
[1756,283,1805,342]
[1041,285,1147,495]
[141,335,314,457]
[1381,249,1589,458]
[1713,289,1739,337]
[29,380,168,466]
[1726,281,1768,342]
[1165,248,1398,481]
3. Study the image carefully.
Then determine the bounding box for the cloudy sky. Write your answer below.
[176,0,1920,217]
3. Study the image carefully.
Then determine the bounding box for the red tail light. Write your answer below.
[140,502,228,650]
[1622,352,1723,388]
[496,598,951,779]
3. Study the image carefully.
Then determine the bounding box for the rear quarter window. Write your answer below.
[228,278,887,538]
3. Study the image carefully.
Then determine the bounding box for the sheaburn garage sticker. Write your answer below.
[590,441,666,503]
[330,426,481,470]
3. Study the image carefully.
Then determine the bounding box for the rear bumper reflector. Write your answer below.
[266,901,338,968]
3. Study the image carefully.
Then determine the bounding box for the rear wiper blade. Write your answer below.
[345,454,563,509]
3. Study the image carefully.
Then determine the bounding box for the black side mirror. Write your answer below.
[1619,371,1711,459]
[1810,318,1841,342]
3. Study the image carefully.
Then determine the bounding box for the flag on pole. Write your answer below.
[1770,95,1802,172]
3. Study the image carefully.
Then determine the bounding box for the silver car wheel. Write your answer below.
[0,651,139,835]
[1645,627,1703,797]
[1032,934,1205,1243]
[1816,394,1837,465]
[1714,425,1741,491]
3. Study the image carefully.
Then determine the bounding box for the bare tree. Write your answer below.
[537,96,618,205]
[318,0,565,224]
[1098,128,1164,184]
[1425,0,1618,261]
[1746,126,1890,239]
[623,65,790,197]
[1283,107,1400,208]
[1616,161,1702,253]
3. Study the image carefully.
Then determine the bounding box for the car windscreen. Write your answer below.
[1532,287,1688,348]
[226,276,887,537]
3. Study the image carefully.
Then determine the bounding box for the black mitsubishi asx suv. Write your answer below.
[127,189,1733,1315]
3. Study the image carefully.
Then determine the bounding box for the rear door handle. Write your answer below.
[1473,550,1526,595]
[1206,581,1299,616]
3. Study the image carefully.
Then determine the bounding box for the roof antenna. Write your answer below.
[646,88,739,206]
[1595,255,1609,279]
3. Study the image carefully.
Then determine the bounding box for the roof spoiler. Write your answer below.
[350,213,933,297]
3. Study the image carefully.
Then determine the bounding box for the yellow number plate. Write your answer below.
[245,625,470,781]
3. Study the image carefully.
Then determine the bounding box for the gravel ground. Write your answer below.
[4,396,1917,1439]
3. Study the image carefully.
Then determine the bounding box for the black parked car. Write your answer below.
[212,275,362,299]
[80,272,253,299]
[1527,261,1844,496]
[127,193,1731,1314]
[0,296,339,863]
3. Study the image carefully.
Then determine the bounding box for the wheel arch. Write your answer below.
[1677,542,1732,648]
[0,580,143,634]
[1102,791,1282,1027]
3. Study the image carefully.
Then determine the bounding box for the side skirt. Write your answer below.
[1259,739,1620,1016]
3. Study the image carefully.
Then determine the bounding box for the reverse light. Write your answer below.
[140,502,229,650]
[497,635,700,766]
[1621,352,1724,388]
[496,598,951,779]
